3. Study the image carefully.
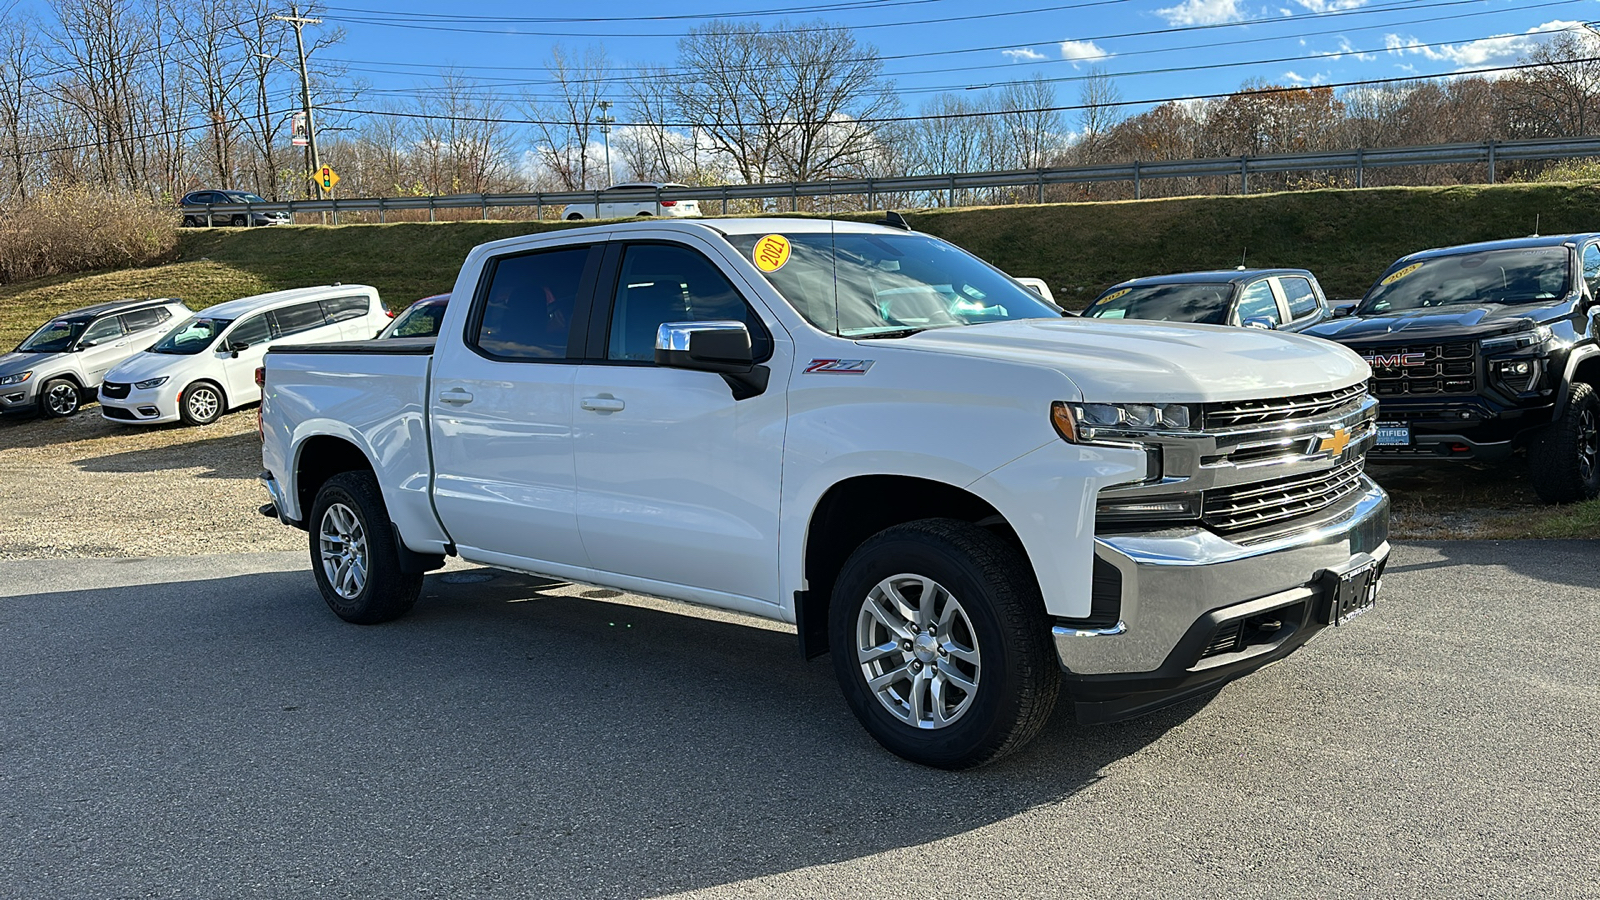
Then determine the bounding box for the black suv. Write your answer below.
[1305,234,1600,503]
[179,190,290,227]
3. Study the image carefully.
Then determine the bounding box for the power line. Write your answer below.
[316,56,1600,131]
[339,20,1585,107]
[316,0,1139,38]
[322,0,953,24]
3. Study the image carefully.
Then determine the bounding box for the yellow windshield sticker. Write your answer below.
[753,234,792,272]
[1099,287,1132,303]
[1380,262,1423,286]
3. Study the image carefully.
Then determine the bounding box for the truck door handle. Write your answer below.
[437,388,474,405]
[580,396,626,412]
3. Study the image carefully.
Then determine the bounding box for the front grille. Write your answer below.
[1362,342,1476,396]
[1203,457,1367,535]
[100,381,130,399]
[1203,382,1366,429]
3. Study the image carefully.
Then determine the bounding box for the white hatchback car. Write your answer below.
[100,285,388,426]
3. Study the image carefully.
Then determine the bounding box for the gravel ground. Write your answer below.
[0,405,300,559]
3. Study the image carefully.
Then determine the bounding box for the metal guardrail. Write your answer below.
[185,136,1600,224]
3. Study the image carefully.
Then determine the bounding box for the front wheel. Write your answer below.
[565,212,583,220]
[231,214,247,227]
[1530,381,1600,503]
[179,380,225,426]
[829,519,1059,769]
[309,471,423,623]
[40,378,82,418]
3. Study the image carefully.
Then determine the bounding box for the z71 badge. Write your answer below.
[804,358,875,375]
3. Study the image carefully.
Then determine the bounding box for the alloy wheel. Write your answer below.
[318,503,369,600]
[45,383,79,416]
[1579,406,1598,483]
[855,573,982,729]
[187,387,220,422]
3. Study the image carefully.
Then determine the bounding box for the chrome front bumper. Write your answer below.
[1054,478,1390,678]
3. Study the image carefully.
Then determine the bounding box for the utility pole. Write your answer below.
[275,4,323,200]
[595,100,614,187]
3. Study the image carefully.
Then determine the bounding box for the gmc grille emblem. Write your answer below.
[1363,352,1427,369]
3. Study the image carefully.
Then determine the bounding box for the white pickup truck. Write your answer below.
[259,217,1389,769]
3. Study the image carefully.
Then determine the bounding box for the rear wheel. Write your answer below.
[179,380,225,426]
[231,214,247,227]
[40,378,82,418]
[829,518,1059,769]
[1530,381,1600,503]
[309,471,423,624]
[181,215,198,227]
[565,212,583,220]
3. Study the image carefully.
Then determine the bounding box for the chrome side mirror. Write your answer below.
[1241,317,1277,330]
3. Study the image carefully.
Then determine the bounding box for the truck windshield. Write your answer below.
[726,231,1062,338]
[150,316,232,354]
[1083,283,1233,325]
[1361,247,1571,313]
[17,318,88,352]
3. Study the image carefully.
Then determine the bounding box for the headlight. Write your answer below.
[1481,325,1554,353]
[1051,401,1196,443]
[0,371,31,386]
[133,376,169,389]
[1095,495,1202,522]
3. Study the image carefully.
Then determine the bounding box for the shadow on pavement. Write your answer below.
[0,565,1196,899]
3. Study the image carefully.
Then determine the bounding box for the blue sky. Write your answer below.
[309,0,1597,121]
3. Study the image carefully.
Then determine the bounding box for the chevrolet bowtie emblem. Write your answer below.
[1317,426,1352,456]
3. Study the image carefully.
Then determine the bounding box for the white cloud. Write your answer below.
[1385,20,1592,71]
[1002,47,1049,62]
[1317,36,1375,62]
[1058,39,1110,64]
[1295,0,1366,11]
[1283,70,1329,86]
[1156,0,1243,27]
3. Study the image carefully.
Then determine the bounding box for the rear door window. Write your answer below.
[270,302,330,337]
[119,307,169,334]
[472,246,593,360]
[320,295,370,322]
[1277,277,1321,319]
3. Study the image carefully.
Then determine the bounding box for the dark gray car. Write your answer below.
[1082,268,1334,332]
[0,298,193,418]
[179,190,291,227]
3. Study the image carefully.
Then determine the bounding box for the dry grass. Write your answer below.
[1373,461,1600,539]
[0,188,179,285]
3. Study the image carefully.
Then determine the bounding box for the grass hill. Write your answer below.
[5,181,1600,348]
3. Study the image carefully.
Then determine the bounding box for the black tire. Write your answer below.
[1530,381,1600,504]
[39,378,82,418]
[829,518,1059,769]
[565,212,584,220]
[231,214,247,227]
[178,380,225,426]
[308,471,423,624]
[181,215,198,227]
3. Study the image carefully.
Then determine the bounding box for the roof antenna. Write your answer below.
[1532,214,1540,237]
[1238,247,1248,271]
[880,210,912,231]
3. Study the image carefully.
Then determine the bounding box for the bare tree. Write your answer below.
[0,9,38,200]
[528,44,609,190]
[1075,65,1124,163]
[46,0,152,188]
[1506,30,1600,138]
[673,19,895,184]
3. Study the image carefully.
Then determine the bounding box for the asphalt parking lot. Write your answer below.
[2,541,1597,899]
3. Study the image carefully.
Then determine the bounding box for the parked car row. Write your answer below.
[2,286,405,426]
[1073,233,1600,504]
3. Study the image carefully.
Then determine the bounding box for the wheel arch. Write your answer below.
[1562,346,1600,412]
[796,474,1035,660]
[291,433,445,573]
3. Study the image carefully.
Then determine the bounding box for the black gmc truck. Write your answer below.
[1305,234,1600,504]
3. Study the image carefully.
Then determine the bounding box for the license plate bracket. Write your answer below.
[1375,421,1411,446]
[1318,556,1380,626]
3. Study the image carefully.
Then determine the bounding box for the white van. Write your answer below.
[100,285,388,426]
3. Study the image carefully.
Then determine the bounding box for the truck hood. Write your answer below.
[1303,302,1568,345]
[884,318,1368,403]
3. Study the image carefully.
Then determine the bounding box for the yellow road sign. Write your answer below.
[316,165,339,191]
